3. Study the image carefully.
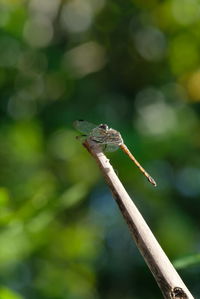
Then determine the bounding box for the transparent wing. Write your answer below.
[104,144,119,152]
[73,120,97,135]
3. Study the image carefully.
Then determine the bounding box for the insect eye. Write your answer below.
[99,124,108,130]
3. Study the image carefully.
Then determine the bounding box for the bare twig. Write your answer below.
[83,139,194,299]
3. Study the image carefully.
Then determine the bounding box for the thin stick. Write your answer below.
[83,139,194,299]
[120,144,157,187]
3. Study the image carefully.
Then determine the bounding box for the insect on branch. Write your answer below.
[80,137,194,299]
[74,120,157,186]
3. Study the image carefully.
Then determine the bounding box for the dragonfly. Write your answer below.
[73,120,156,187]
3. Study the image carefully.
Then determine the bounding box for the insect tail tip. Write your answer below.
[148,176,157,187]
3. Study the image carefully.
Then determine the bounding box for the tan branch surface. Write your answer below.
[83,139,194,299]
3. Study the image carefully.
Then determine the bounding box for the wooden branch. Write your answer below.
[83,139,194,299]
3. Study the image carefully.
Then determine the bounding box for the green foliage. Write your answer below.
[0,287,23,299]
[0,0,199,298]
[174,254,200,269]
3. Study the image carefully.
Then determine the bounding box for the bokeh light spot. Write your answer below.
[29,0,61,20]
[134,26,166,61]
[169,34,199,75]
[23,16,53,48]
[63,41,106,77]
[172,0,200,25]
[61,0,93,33]
[135,88,177,136]
[186,70,200,102]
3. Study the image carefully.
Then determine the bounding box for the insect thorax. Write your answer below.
[89,126,123,145]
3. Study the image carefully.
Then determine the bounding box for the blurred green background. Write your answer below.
[0,0,200,298]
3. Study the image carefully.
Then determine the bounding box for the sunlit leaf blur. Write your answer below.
[0,0,200,298]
